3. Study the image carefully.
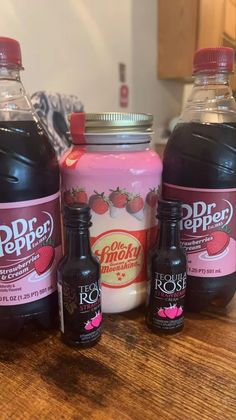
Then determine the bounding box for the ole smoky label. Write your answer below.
[163,184,236,277]
[0,193,61,305]
[91,228,154,288]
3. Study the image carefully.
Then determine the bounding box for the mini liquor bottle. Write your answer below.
[57,203,102,347]
[146,199,186,334]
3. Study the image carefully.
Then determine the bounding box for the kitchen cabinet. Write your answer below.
[158,0,198,80]
[224,0,236,43]
[158,0,236,83]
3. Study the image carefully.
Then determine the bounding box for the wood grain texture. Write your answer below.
[158,0,198,79]
[197,0,225,48]
[0,297,235,420]
[224,0,236,44]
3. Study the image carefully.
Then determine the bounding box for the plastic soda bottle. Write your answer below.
[0,37,61,337]
[163,47,236,311]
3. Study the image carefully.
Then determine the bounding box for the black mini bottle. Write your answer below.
[146,199,186,334]
[57,203,102,347]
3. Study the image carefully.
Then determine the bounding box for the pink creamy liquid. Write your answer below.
[61,140,162,313]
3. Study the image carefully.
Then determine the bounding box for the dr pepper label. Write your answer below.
[0,193,61,305]
[163,183,236,277]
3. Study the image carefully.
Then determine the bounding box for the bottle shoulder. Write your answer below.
[151,247,186,266]
[163,122,236,188]
[180,78,236,124]
[57,254,100,277]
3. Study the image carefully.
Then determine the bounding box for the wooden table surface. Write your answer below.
[0,297,235,420]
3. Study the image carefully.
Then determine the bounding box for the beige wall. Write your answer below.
[0,0,185,144]
[131,0,184,142]
[0,0,133,112]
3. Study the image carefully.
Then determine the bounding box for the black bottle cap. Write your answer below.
[157,199,182,221]
[63,203,92,227]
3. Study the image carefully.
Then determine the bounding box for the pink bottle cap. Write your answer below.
[193,47,234,74]
[0,36,22,68]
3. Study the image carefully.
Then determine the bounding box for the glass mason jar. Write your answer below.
[60,112,162,313]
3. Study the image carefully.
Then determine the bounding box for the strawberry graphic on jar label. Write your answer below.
[109,187,129,218]
[89,191,110,215]
[126,194,144,221]
[63,189,74,205]
[146,187,159,208]
[64,187,88,206]
[73,187,88,204]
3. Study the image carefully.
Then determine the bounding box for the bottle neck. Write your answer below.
[65,225,92,258]
[157,220,181,249]
[0,66,33,119]
[0,66,22,79]
[193,72,230,86]
[180,71,236,124]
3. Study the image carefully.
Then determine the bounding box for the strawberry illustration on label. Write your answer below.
[146,187,159,208]
[176,306,183,317]
[89,191,110,215]
[126,194,144,221]
[206,230,230,256]
[158,308,167,318]
[64,189,74,205]
[84,320,94,331]
[109,187,129,208]
[73,187,88,204]
[157,304,182,320]
[34,245,55,275]
[91,311,102,327]
[109,187,129,218]
[164,305,179,319]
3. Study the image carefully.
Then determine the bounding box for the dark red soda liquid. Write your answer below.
[162,122,236,311]
[0,120,60,337]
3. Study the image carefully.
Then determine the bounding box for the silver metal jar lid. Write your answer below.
[69,112,153,133]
